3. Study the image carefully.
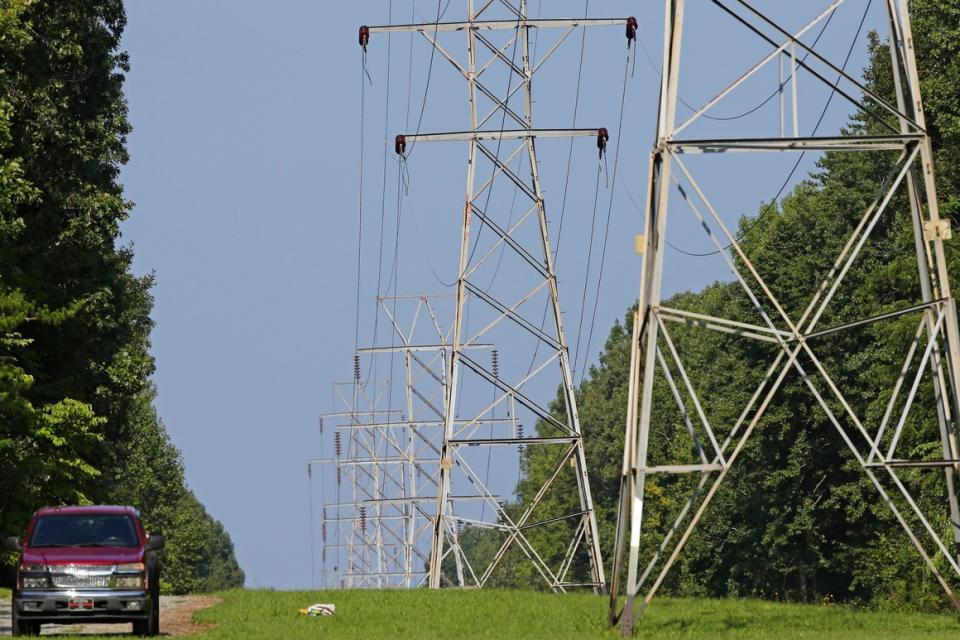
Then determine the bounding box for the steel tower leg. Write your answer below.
[883,0,960,563]
[518,0,606,592]
[428,0,478,588]
[611,1,685,632]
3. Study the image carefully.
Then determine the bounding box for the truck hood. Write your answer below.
[23,547,143,566]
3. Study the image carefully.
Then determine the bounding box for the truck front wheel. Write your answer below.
[132,605,158,637]
[133,568,160,636]
[132,598,158,637]
[11,598,40,636]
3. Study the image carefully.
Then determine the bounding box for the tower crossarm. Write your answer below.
[365,18,628,35]
[398,128,604,143]
[358,343,493,353]
[668,133,924,154]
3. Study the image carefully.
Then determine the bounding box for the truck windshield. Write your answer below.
[29,515,139,548]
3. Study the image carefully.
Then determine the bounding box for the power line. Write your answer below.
[666,0,872,258]
[526,0,591,379]
[367,0,395,388]
[474,9,528,286]
[634,7,837,123]
[308,462,315,588]
[403,0,446,161]
[568,7,838,381]
[478,0,544,521]
[418,8,528,290]
[576,50,631,384]
[572,163,604,380]
[551,0,590,260]
[354,55,368,395]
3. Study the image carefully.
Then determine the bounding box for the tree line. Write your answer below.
[463,0,960,611]
[0,0,243,593]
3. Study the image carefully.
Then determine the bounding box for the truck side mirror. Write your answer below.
[3,536,22,552]
[146,534,165,551]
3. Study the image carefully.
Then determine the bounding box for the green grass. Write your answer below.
[170,589,960,640]
[23,588,960,639]
[0,587,9,599]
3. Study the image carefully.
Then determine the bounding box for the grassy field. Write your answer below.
[182,589,960,639]
[8,588,959,638]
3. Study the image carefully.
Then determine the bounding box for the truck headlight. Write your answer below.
[22,576,48,589]
[114,575,144,588]
[20,564,48,589]
[114,562,145,589]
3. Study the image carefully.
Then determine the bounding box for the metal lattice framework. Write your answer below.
[362,3,633,591]
[363,295,456,587]
[314,297,449,588]
[355,294,504,587]
[610,0,960,634]
[314,294,504,587]
[316,380,399,589]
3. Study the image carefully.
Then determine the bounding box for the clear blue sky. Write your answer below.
[119,1,881,588]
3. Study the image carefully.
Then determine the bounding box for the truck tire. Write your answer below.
[133,568,160,636]
[132,601,158,637]
[11,597,40,636]
[133,609,157,637]
[149,584,160,635]
[152,566,161,632]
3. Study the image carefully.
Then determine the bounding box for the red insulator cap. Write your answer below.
[395,134,407,156]
[597,127,609,149]
[626,17,638,41]
[359,25,370,47]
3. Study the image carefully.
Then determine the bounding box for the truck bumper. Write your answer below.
[15,589,151,622]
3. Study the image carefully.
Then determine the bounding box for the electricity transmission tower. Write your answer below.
[315,381,401,588]
[361,3,633,590]
[314,295,499,587]
[610,0,960,634]
[353,294,504,587]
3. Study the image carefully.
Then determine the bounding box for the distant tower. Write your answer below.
[315,294,498,588]
[318,379,399,589]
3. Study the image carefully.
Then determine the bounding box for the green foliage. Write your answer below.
[0,0,242,592]
[0,0,105,556]
[159,492,245,594]
[109,394,245,593]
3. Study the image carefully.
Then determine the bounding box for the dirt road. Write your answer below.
[0,594,219,636]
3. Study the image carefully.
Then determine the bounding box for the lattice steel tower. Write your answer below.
[610,0,960,634]
[361,3,635,590]
[315,380,400,589]
[313,294,515,588]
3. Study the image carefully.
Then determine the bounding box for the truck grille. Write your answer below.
[49,565,114,589]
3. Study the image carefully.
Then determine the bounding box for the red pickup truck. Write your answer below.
[4,505,164,636]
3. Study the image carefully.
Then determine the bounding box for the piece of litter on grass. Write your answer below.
[299,603,336,617]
